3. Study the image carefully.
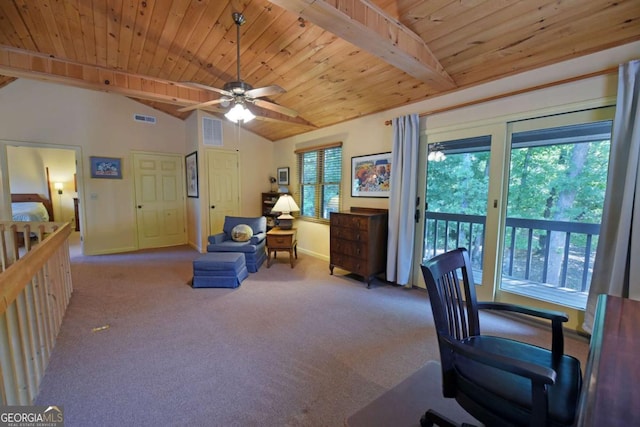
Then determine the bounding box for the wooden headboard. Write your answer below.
[11,193,54,221]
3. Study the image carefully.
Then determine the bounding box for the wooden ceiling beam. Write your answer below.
[268,0,456,90]
[0,45,317,129]
[0,45,213,106]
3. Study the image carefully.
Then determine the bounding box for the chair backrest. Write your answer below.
[420,248,480,396]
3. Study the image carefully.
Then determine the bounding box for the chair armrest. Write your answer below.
[477,301,567,358]
[477,301,568,322]
[250,232,266,244]
[208,232,227,245]
[446,335,557,385]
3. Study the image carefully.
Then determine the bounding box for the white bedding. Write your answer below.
[12,202,50,222]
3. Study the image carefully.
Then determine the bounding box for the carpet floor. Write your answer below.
[34,239,588,426]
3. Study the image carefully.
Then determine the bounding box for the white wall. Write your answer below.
[0,79,187,254]
[0,80,275,255]
[185,112,200,250]
[193,111,274,252]
[276,41,640,262]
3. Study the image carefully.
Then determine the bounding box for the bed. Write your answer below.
[11,193,54,222]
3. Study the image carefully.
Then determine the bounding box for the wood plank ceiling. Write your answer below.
[0,0,638,141]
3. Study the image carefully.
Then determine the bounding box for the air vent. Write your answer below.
[203,117,223,146]
[133,114,157,124]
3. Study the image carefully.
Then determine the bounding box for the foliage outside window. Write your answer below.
[502,121,611,299]
[296,144,342,222]
[425,136,491,278]
[423,114,612,310]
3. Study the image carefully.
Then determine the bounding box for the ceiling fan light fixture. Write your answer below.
[225,103,255,123]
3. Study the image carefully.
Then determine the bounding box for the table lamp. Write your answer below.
[271,194,299,230]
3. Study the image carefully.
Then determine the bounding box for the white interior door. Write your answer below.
[206,149,239,234]
[133,152,186,249]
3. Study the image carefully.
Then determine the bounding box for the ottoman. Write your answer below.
[192,252,248,288]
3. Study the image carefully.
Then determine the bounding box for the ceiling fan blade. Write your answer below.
[253,99,298,117]
[245,85,286,99]
[180,81,232,97]
[178,98,228,113]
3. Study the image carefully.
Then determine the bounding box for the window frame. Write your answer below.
[415,102,616,332]
[295,142,342,224]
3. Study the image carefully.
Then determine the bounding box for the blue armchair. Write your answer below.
[207,216,267,273]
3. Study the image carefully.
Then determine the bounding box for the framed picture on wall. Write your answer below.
[90,156,123,179]
[351,152,392,198]
[185,151,199,198]
[277,167,289,185]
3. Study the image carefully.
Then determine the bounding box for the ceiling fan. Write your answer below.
[178,12,297,123]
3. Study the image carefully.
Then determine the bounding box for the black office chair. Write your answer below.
[420,248,582,427]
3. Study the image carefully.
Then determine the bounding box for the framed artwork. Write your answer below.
[277,167,289,185]
[185,151,199,198]
[351,152,392,198]
[90,156,122,179]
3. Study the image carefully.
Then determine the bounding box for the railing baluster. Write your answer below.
[542,231,550,283]
[509,227,516,276]
[583,235,593,292]
[525,228,533,279]
[561,232,571,287]
[424,212,600,306]
[432,219,438,257]
[0,221,73,405]
[444,221,450,252]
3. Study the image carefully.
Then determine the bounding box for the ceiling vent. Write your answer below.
[133,114,156,124]
[203,117,223,146]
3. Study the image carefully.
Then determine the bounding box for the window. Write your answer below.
[420,106,615,314]
[423,135,492,283]
[500,118,612,309]
[296,143,342,222]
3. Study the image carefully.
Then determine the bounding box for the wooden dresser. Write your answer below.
[329,207,388,287]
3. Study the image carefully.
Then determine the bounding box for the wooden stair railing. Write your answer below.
[0,221,73,405]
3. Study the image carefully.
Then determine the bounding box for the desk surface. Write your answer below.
[577,295,640,426]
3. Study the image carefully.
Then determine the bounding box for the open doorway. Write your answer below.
[3,142,83,253]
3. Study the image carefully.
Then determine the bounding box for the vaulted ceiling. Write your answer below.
[0,0,638,141]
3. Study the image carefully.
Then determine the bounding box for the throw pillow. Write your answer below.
[231,224,253,242]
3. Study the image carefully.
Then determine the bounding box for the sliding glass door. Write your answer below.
[419,106,615,318]
[498,109,614,310]
[420,124,506,297]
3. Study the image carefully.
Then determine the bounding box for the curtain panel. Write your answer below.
[387,114,420,285]
[583,59,640,333]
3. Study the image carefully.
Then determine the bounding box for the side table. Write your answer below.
[266,228,297,268]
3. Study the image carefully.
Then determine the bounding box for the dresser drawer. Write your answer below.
[330,253,367,276]
[329,209,388,286]
[330,238,368,258]
[330,214,370,230]
[330,227,370,242]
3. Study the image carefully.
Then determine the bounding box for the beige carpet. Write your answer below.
[346,360,480,426]
[34,243,588,426]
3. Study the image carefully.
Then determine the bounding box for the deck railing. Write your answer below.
[0,221,73,405]
[423,212,600,292]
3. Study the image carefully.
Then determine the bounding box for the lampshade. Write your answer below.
[224,103,255,123]
[271,194,300,230]
[54,182,63,194]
